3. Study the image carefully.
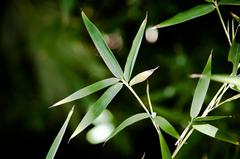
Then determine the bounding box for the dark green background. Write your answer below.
[1,0,239,158]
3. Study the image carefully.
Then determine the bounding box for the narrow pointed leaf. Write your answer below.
[228,41,240,75]
[193,116,232,122]
[105,113,150,143]
[190,54,212,118]
[219,0,240,5]
[193,123,240,145]
[208,74,240,86]
[46,106,74,159]
[82,12,123,78]
[124,15,147,81]
[52,78,120,107]
[154,116,179,139]
[129,67,159,86]
[154,4,215,29]
[159,133,172,159]
[69,83,123,140]
[205,0,214,3]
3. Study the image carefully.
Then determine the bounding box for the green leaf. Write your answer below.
[193,116,232,122]
[129,67,159,86]
[219,0,240,5]
[51,78,120,107]
[208,74,240,86]
[69,83,123,140]
[105,113,150,143]
[205,0,214,3]
[190,54,212,119]
[46,106,74,159]
[193,123,240,145]
[154,4,215,29]
[82,12,124,78]
[124,15,147,81]
[159,133,172,159]
[228,41,240,75]
[154,116,179,139]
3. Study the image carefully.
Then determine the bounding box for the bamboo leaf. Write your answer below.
[105,113,150,143]
[51,78,120,107]
[46,106,74,159]
[205,0,214,3]
[69,83,123,141]
[193,123,240,145]
[154,116,179,139]
[124,15,147,81]
[82,12,124,78]
[228,41,240,75]
[129,67,159,86]
[159,133,172,159]
[190,54,212,118]
[193,116,232,122]
[208,74,240,86]
[154,4,215,29]
[219,0,240,5]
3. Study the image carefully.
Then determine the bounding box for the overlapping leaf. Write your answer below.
[228,41,240,75]
[105,113,150,143]
[208,74,240,86]
[154,4,215,28]
[219,0,240,5]
[193,123,240,145]
[190,54,212,118]
[46,106,74,159]
[159,133,172,159]
[69,83,123,140]
[154,116,179,139]
[129,67,158,86]
[82,12,123,78]
[52,78,120,107]
[124,15,147,81]
[193,116,231,122]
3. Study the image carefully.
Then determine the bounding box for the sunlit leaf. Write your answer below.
[82,12,124,78]
[46,106,74,159]
[129,67,159,86]
[193,123,240,145]
[105,113,150,143]
[193,116,231,122]
[190,54,212,118]
[69,83,123,140]
[51,78,120,107]
[154,4,215,29]
[154,116,179,139]
[124,15,147,81]
[208,74,240,86]
[228,41,240,75]
[219,0,240,5]
[159,133,172,159]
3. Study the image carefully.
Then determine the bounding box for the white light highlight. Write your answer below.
[86,123,114,144]
[145,27,158,43]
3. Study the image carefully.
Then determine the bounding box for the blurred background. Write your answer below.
[1,0,240,158]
